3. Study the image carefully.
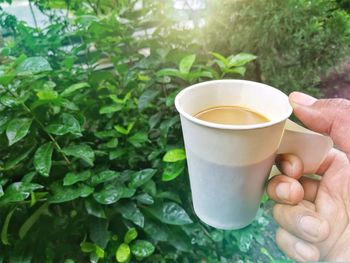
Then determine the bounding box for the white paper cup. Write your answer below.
[175,80,333,230]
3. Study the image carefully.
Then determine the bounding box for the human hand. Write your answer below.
[267,92,350,262]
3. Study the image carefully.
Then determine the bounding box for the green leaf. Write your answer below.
[19,202,50,239]
[36,90,58,100]
[138,73,151,82]
[85,198,106,219]
[118,202,144,227]
[114,122,134,135]
[80,242,95,253]
[0,94,18,107]
[160,116,179,140]
[95,246,105,258]
[61,82,90,97]
[163,148,186,162]
[148,113,161,129]
[0,116,10,134]
[210,52,229,67]
[90,170,121,185]
[156,192,182,204]
[62,144,95,166]
[1,208,15,245]
[0,182,43,203]
[228,53,257,67]
[0,74,15,86]
[63,56,74,69]
[49,183,94,203]
[95,130,119,139]
[143,220,168,242]
[179,54,196,74]
[89,218,110,249]
[64,170,91,186]
[144,202,193,225]
[138,90,159,110]
[128,168,157,188]
[0,186,3,198]
[124,227,138,244]
[156,68,182,78]
[157,69,188,81]
[186,71,213,81]
[99,104,123,114]
[166,225,191,252]
[162,161,185,181]
[99,138,118,149]
[109,149,127,160]
[16,57,52,74]
[4,146,35,170]
[34,142,54,177]
[116,243,130,263]
[21,172,36,183]
[109,92,131,104]
[142,180,157,197]
[46,113,82,136]
[127,132,148,147]
[6,118,32,146]
[131,240,155,258]
[60,99,79,111]
[135,193,154,205]
[93,185,135,205]
[224,66,246,76]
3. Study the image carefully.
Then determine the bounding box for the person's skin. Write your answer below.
[267,92,350,262]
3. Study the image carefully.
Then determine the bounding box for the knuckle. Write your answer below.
[303,246,320,262]
[294,210,306,229]
[275,227,285,246]
[333,98,350,109]
[317,98,350,136]
[318,220,330,241]
[320,98,350,110]
[272,203,282,220]
[332,99,350,121]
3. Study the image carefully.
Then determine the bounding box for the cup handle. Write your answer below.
[277,119,333,174]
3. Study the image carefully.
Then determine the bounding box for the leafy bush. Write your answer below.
[204,0,350,95]
[0,2,288,262]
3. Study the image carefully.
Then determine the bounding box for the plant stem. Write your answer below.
[22,103,72,166]
[28,0,39,29]
[86,0,99,15]
[66,0,70,18]
[5,88,72,166]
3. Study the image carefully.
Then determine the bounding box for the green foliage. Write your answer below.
[205,0,350,95]
[163,148,186,162]
[6,118,32,146]
[34,142,54,176]
[0,1,289,262]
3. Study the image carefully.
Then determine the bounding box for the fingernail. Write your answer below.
[294,241,318,261]
[275,183,290,201]
[289,92,317,106]
[300,216,322,238]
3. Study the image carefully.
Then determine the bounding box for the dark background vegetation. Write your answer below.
[0,0,349,262]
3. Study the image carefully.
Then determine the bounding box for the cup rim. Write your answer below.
[174,79,293,130]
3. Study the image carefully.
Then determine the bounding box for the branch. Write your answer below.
[28,0,39,28]
[4,87,72,166]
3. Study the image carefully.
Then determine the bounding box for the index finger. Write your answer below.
[290,93,350,157]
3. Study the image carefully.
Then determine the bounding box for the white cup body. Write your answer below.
[175,80,292,229]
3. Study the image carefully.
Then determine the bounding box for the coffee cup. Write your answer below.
[175,79,333,230]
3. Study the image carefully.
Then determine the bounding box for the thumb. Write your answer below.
[289,92,350,156]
